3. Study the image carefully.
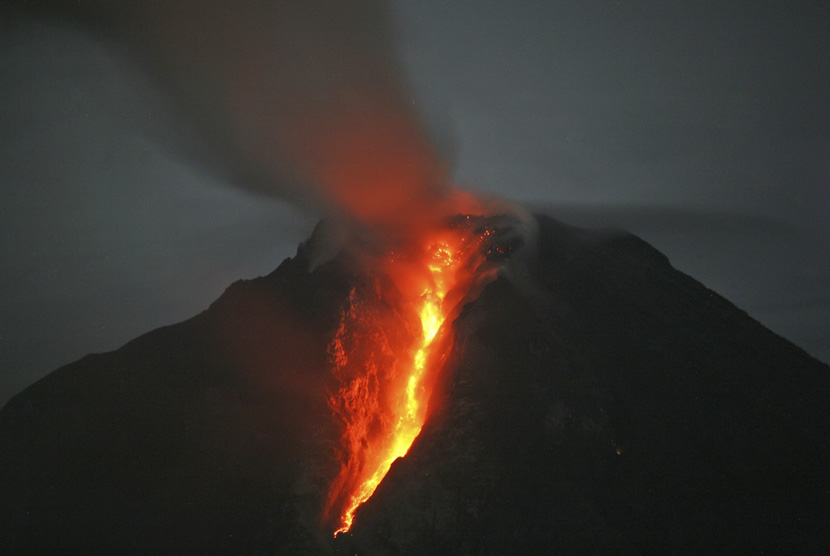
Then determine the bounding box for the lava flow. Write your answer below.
[325,217,510,536]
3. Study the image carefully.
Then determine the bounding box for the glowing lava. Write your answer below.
[326,221,500,537]
[331,240,457,535]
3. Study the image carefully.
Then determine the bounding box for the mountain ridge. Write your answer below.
[2,214,828,555]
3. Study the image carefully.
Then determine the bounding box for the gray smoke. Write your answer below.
[18,0,464,245]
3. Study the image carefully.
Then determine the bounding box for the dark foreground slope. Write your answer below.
[2,215,828,555]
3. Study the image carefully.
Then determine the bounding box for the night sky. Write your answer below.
[1,1,828,406]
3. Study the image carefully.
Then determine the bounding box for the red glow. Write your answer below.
[324,220,498,536]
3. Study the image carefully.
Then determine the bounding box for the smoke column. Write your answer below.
[26,0,470,245]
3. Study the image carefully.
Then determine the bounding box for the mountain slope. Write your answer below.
[2,215,828,555]
[349,216,830,554]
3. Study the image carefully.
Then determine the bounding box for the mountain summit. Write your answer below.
[2,215,828,555]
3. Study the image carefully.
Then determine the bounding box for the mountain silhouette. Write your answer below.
[2,215,828,555]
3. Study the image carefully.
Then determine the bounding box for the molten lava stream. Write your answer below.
[330,233,476,537]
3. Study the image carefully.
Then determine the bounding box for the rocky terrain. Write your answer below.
[2,215,828,555]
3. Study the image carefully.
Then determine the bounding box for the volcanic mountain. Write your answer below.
[1,214,828,555]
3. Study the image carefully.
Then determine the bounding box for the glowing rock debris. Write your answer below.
[327,222,496,536]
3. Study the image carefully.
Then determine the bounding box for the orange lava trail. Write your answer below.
[332,239,464,536]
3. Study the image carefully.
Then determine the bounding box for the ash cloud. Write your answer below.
[20,0,462,246]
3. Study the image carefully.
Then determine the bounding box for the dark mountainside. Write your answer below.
[1,215,828,555]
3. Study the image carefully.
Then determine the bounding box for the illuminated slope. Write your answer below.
[325,219,509,535]
[331,244,451,535]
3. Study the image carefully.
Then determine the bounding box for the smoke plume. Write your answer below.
[25,0,472,247]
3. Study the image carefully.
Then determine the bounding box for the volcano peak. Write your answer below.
[1,215,828,554]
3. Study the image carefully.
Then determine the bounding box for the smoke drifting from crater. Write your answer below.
[36,0,468,245]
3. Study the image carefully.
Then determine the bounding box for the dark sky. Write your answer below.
[2,1,828,405]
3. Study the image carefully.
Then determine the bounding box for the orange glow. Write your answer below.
[326,221,496,536]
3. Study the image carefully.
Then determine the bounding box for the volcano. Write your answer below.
[1,214,828,555]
